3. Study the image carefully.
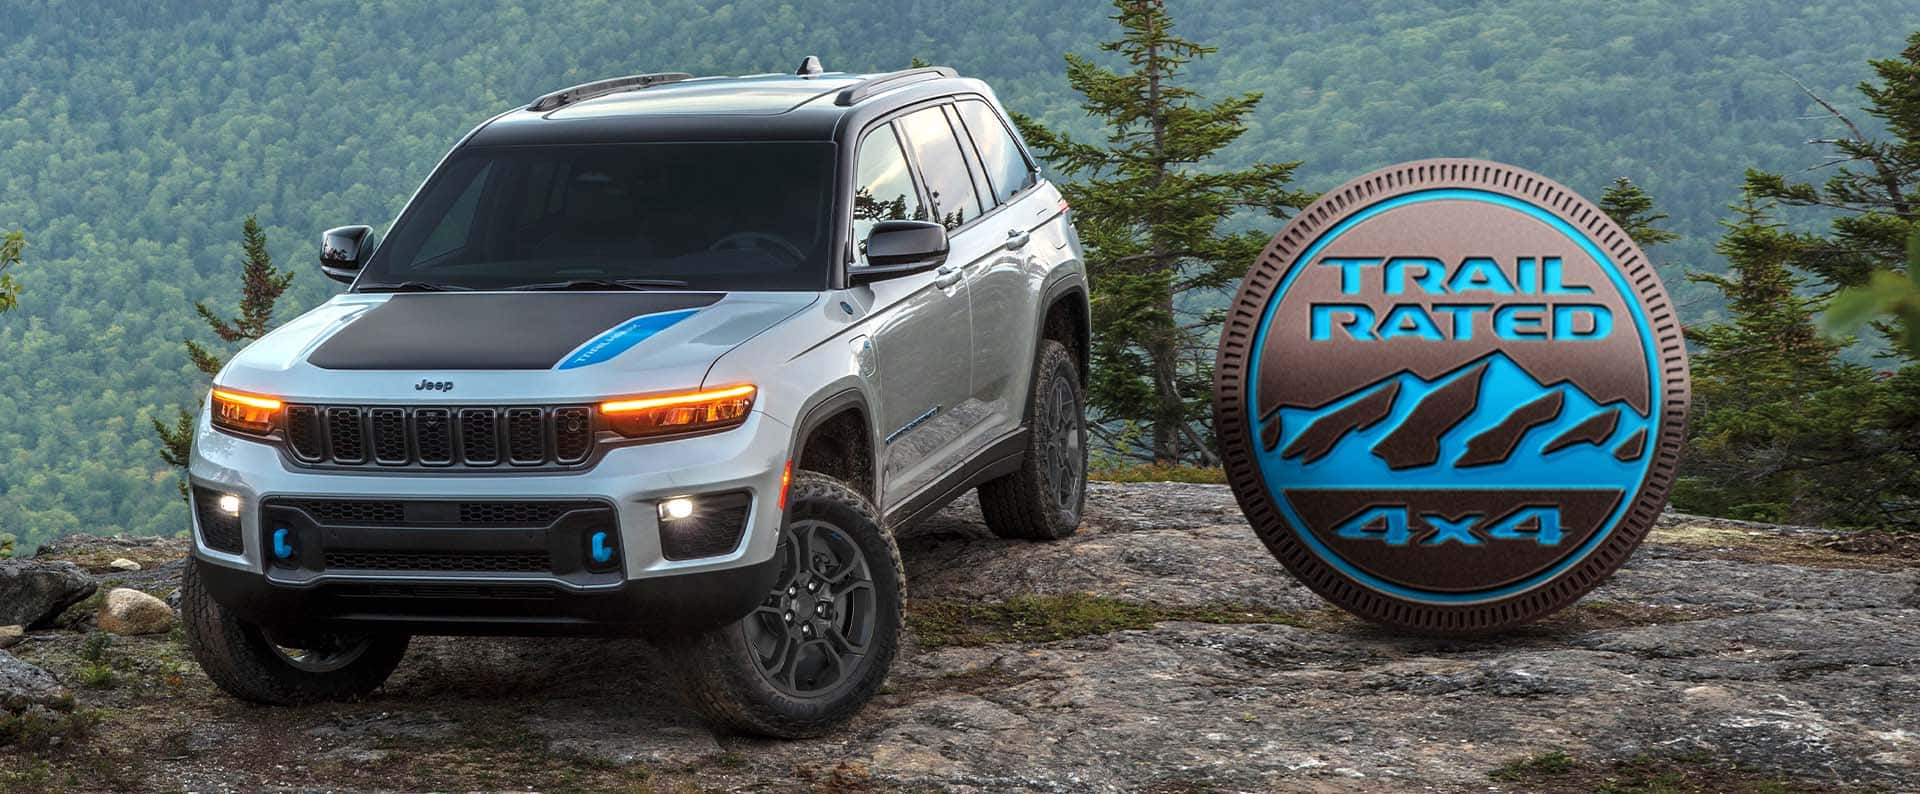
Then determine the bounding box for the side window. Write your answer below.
[898,106,984,230]
[852,124,928,262]
[957,99,1035,205]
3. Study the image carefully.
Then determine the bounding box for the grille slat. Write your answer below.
[459,408,500,465]
[281,404,591,469]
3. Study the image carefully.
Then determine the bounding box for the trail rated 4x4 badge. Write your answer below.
[1214,159,1690,634]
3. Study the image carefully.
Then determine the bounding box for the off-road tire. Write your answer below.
[978,339,1086,540]
[662,472,904,738]
[180,562,408,705]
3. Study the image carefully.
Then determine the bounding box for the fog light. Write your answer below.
[217,493,242,516]
[659,497,695,521]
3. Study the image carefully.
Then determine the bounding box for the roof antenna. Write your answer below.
[796,55,824,76]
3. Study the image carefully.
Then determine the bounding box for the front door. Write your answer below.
[849,120,976,510]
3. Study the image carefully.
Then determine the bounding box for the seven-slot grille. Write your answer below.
[283,404,594,468]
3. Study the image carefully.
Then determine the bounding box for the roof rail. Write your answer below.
[833,67,957,107]
[528,72,694,112]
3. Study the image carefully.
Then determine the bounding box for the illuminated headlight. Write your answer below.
[216,493,242,516]
[659,497,696,521]
[601,385,755,440]
[210,388,282,436]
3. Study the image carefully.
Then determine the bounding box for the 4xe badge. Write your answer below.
[1214,159,1690,634]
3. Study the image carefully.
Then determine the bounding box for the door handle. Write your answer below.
[1004,228,1032,250]
[932,264,963,289]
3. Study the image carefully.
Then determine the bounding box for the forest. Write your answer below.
[0,0,1915,552]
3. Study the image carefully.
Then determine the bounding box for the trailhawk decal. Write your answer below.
[555,308,704,370]
[1213,159,1690,634]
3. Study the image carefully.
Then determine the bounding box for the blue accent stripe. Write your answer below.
[554,309,702,370]
[1246,188,1662,605]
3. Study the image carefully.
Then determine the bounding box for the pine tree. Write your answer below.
[153,216,298,491]
[0,230,22,314]
[1599,178,1680,250]
[1013,0,1312,464]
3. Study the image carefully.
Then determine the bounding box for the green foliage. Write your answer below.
[1014,0,1312,464]
[0,532,14,559]
[0,0,1913,549]
[1678,35,1920,529]
[151,216,295,495]
[0,230,20,314]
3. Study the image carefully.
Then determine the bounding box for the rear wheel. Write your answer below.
[664,472,904,738]
[180,562,408,705]
[979,340,1086,540]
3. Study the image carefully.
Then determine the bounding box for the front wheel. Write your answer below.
[180,563,408,705]
[662,472,904,738]
[978,339,1086,540]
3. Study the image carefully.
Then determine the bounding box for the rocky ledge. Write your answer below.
[2,483,1916,792]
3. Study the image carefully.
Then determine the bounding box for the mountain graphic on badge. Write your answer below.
[1214,159,1690,634]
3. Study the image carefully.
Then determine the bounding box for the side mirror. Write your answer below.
[320,225,374,284]
[850,220,950,285]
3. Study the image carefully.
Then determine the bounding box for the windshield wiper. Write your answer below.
[356,281,471,293]
[508,278,690,291]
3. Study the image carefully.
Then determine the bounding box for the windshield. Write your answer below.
[358,142,835,291]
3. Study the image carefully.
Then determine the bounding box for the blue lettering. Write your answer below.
[1335,506,1412,546]
[1541,257,1592,294]
[1384,257,1447,295]
[1311,304,1376,340]
[1446,257,1516,294]
[1485,507,1564,546]
[1377,305,1444,340]
[1552,304,1612,340]
[1423,514,1484,546]
[1493,304,1548,339]
[1433,304,1491,340]
[1319,257,1381,294]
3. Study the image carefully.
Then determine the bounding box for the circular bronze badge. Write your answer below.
[1215,159,1689,634]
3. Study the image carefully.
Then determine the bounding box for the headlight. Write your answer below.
[600,384,755,439]
[210,388,281,436]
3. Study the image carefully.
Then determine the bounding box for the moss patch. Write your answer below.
[1650,523,1918,571]
[1089,464,1227,484]
[908,593,1324,649]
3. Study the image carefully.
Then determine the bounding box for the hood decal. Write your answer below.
[555,308,703,370]
[305,292,723,371]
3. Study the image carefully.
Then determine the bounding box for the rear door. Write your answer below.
[951,97,1050,441]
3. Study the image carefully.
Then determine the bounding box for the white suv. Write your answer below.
[180,61,1090,737]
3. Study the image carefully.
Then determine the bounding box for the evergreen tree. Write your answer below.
[153,217,298,492]
[1678,31,1920,528]
[1012,0,1312,464]
[1599,178,1681,250]
[0,230,21,314]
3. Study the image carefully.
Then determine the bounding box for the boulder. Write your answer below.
[0,650,68,711]
[0,559,97,628]
[95,588,173,636]
[0,625,21,650]
[108,558,141,572]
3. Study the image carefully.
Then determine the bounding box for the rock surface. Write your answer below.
[3,482,1916,793]
[0,625,22,650]
[0,649,68,710]
[95,588,174,636]
[0,559,96,628]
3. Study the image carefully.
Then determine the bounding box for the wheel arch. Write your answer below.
[789,388,880,507]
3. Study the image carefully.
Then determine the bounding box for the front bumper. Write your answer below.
[187,406,792,635]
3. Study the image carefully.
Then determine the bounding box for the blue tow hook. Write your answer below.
[590,531,614,564]
[272,528,294,560]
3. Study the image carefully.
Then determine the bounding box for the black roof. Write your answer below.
[470,68,977,147]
